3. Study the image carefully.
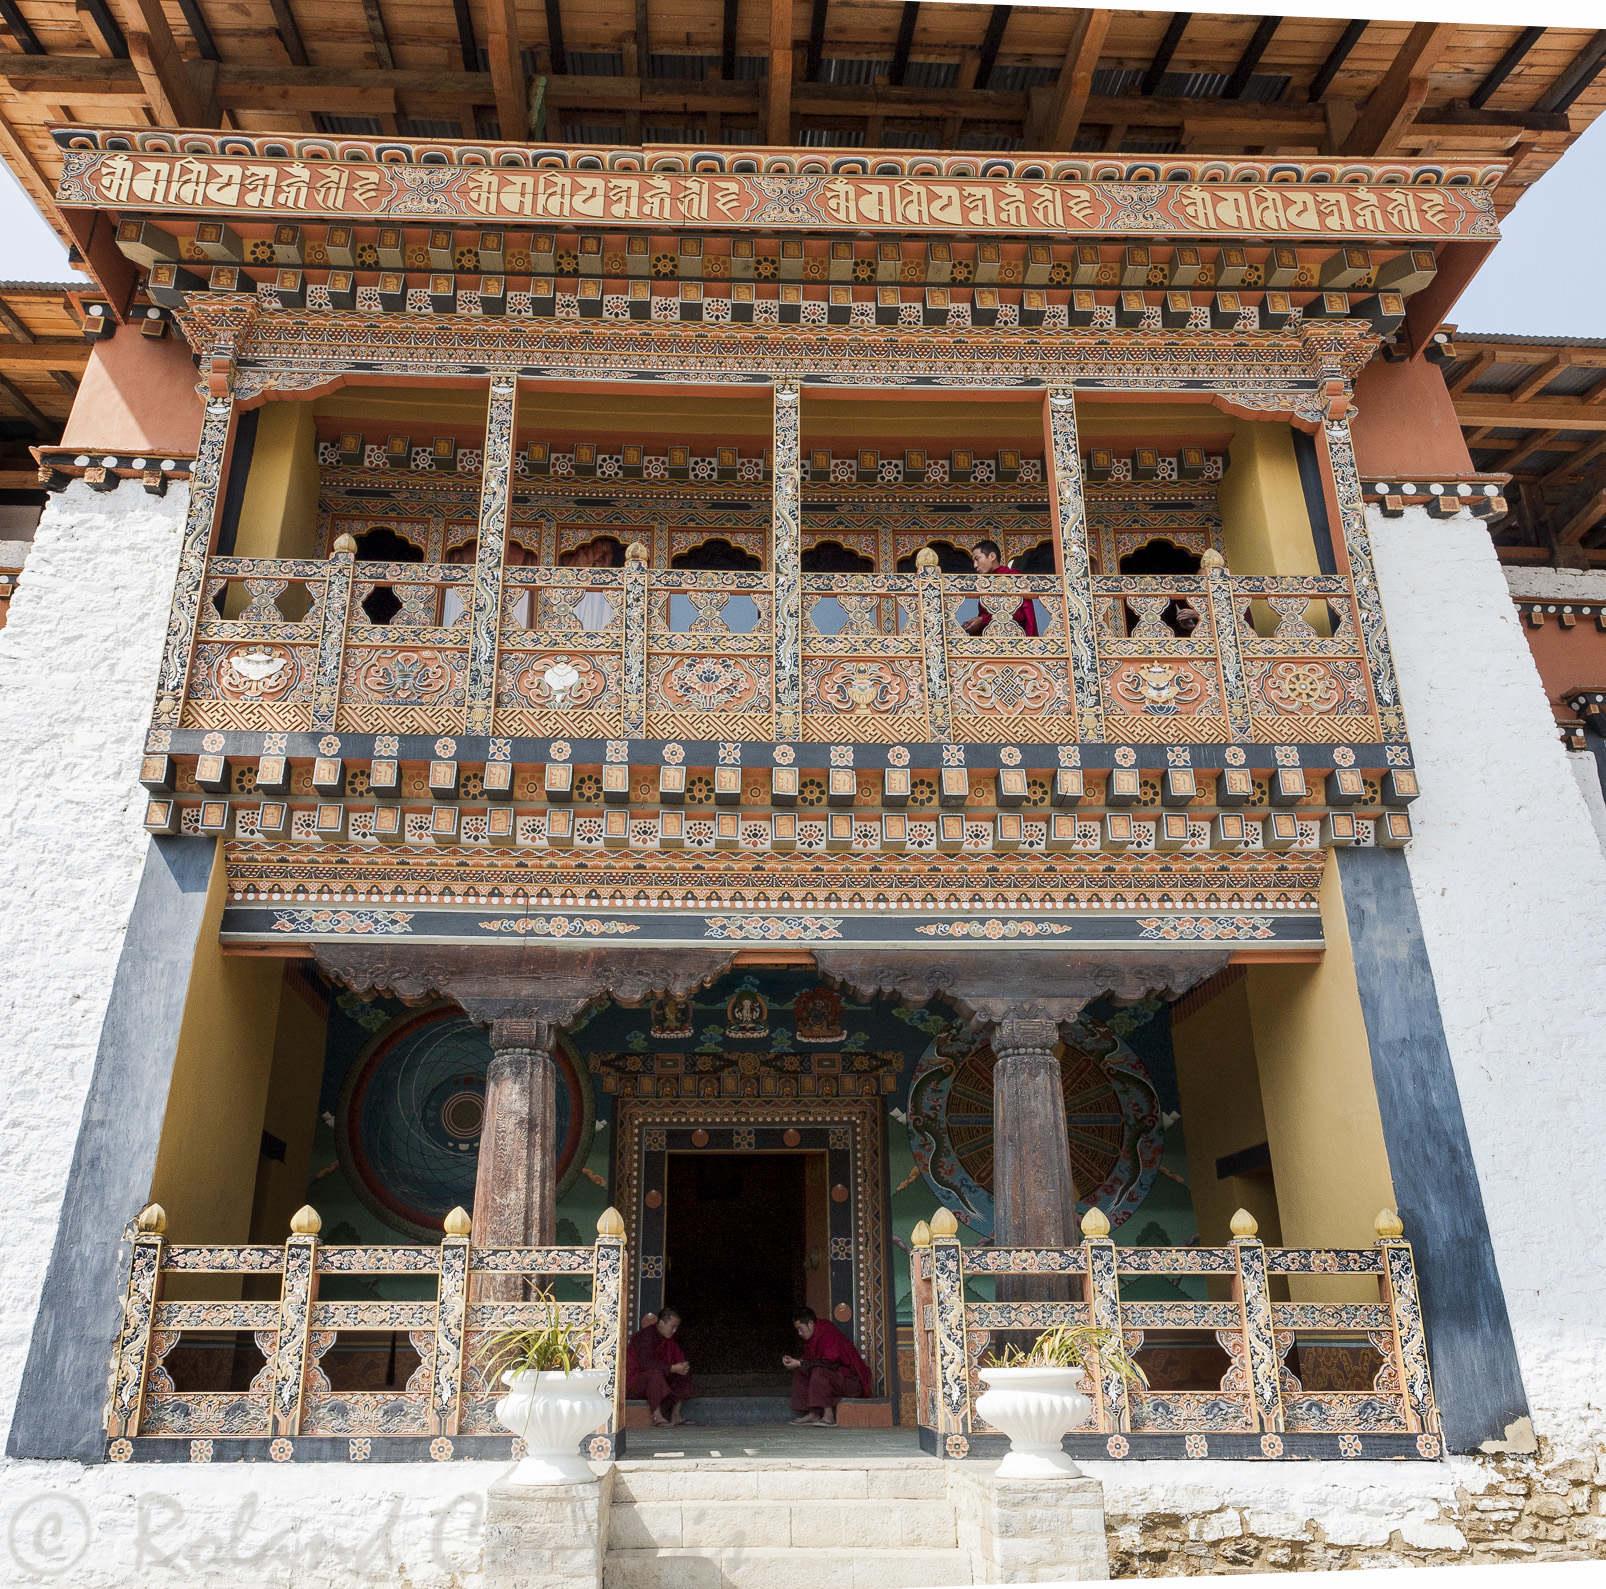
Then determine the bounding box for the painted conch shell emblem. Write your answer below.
[543,660,582,707]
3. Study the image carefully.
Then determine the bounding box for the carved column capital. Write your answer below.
[992,1018,1060,1060]
[488,1016,553,1055]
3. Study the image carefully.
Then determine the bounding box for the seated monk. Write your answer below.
[782,1307,872,1426]
[625,1307,695,1427]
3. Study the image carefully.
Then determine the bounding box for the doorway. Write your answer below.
[664,1152,829,1390]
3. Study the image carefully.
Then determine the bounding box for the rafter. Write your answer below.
[1308,19,1365,103]
[1545,435,1606,487]
[1043,9,1112,151]
[805,0,828,83]
[173,0,218,62]
[544,0,568,75]
[768,0,793,144]
[1224,15,1279,101]
[1470,26,1543,110]
[451,0,478,73]
[267,0,309,67]
[0,0,42,54]
[361,0,395,70]
[117,0,213,126]
[1446,350,1493,396]
[1509,355,1573,405]
[1142,13,1190,98]
[0,371,47,431]
[722,0,739,81]
[976,5,1010,92]
[1502,429,1564,475]
[1536,29,1606,115]
[486,0,527,139]
[1342,21,1455,156]
[889,3,919,89]
[1557,486,1606,546]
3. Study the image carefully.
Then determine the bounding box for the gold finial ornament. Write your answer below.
[625,542,649,563]
[1374,1208,1405,1240]
[1080,1206,1111,1239]
[1230,1208,1259,1239]
[444,1207,472,1238]
[597,1206,626,1238]
[290,1205,322,1236]
[930,1208,959,1238]
[911,1220,932,1248]
[915,547,940,569]
[1200,548,1226,570]
[136,1203,167,1234]
[332,532,358,555]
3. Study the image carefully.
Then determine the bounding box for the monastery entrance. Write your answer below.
[662,1151,829,1390]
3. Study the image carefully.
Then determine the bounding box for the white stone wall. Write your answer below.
[1370,504,1606,1455]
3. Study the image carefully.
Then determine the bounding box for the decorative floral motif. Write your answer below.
[587,1435,612,1460]
[1259,1433,1284,1457]
[217,645,299,701]
[374,735,399,756]
[1137,917,1276,941]
[513,654,610,711]
[549,740,572,761]
[663,742,685,764]
[1185,1434,1208,1458]
[270,1437,294,1462]
[1114,746,1137,767]
[916,920,1074,938]
[657,655,765,713]
[353,648,456,705]
[998,745,1021,766]
[1333,746,1356,767]
[1225,745,1247,766]
[108,1437,133,1462]
[1263,663,1342,714]
[434,737,457,757]
[318,735,341,755]
[1339,1434,1363,1457]
[703,916,844,941]
[1416,1434,1442,1459]
[812,661,914,716]
[887,745,910,767]
[479,917,640,936]
[1058,744,1081,767]
[430,1437,454,1461]
[946,1434,970,1459]
[1106,1435,1130,1458]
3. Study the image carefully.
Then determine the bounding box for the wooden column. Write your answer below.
[772,378,803,740]
[466,373,518,736]
[1043,386,1104,742]
[991,1017,1077,1250]
[473,1017,557,1296]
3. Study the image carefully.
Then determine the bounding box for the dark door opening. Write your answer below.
[663,1153,812,1388]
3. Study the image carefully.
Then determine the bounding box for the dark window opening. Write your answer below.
[895,540,973,573]
[671,538,762,571]
[801,540,874,573]
[354,528,425,563]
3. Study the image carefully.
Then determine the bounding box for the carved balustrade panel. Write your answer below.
[496,566,627,738]
[802,572,928,744]
[645,569,776,742]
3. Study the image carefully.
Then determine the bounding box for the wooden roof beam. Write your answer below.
[361,0,395,70]
[975,5,1011,92]
[117,0,215,126]
[1224,15,1279,101]
[0,0,43,55]
[1308,19,1365,102]
[723,0,741,81]
[1141,12,1189,97]
[1509,354,1575,405]
[544,0,568,76]
[267,0,310,68]
[487,0,527,140]
[1545,435,1606,486]
[1453,397,1606,433]
[1470,26,1544,110]
[1042,9,1113,150]
[1342,21,1455,156]
[79,0,129,59]
[1502,428,1564,474]
[0,341,91,371]
[173,0,219,63]
[451,0,478,73]
[1536,29,1606,115]
[1557,486,1606,546]
[889,3,919,89]
[805,0,828,82]
[768,0,792,143]
[0,298,33,343]
[1446,350,1494,396]
[0,371,47,432]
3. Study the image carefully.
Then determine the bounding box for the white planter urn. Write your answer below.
[975,1366,1091,1478]
[494,1368,612,1484]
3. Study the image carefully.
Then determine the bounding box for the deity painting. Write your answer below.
[651,995,694,1039]
[725,989,769,1039]
[794,986,847,1044]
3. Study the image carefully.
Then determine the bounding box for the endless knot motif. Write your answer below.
[953,661,1057,717]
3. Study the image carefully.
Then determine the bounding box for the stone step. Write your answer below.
[602,1546,974,1589]
[610,1496,958,1550]
[612,1461,949,1504]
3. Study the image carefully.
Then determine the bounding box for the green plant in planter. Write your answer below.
[474,1290,583,1381]
[987,1322,1150,1388]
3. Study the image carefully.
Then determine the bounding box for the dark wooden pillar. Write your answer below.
[991,1017,1078,1249]
[474,1018,557,1297]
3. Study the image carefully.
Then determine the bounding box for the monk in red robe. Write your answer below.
[782,1307,872,1426]
[626,1308,695,1426]
[961,540,1039,637]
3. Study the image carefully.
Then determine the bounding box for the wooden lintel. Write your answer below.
[1229,947,1323,963]
[1342,21,1456,156]
[221,941,315,957]
[732,948,817,966]
[1453,397,1606,433]
[0,341,91,370]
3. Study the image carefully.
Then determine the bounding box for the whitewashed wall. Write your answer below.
[1371,504,1606,1455]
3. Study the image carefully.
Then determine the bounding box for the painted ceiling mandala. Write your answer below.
[906,1012,1162,1235]
[336,1008,594,1239]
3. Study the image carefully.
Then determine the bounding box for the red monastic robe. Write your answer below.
[971,562,1039,637]
[626,1323,694,1408]
[801,1319,872,1396]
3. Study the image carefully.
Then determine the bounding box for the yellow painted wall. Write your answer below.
[235,402,321,559]
[148,843,286,1251]
[1246,862,1398,1302]
[248,966,330,1245]
[1170,976,1283,1250]
[1215,420,1319,580]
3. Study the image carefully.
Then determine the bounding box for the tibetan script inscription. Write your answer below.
[59,153,1499,241]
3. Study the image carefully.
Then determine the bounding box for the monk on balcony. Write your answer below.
[961,539,1039,636]
[783,1307,872,1426]
[626,1307,696,1427]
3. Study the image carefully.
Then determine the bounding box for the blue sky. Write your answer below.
[1,55,1603,338]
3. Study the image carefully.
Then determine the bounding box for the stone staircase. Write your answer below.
[602,1457,975,1589]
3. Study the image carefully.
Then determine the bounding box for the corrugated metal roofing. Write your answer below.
[1458,331,1606,350]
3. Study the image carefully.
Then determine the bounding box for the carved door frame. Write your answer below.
[614,1096,891,1397]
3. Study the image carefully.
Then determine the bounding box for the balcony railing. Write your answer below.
[179,552,1380,748]
[910,1208,1443,1458]
[105,1206,627,1456]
